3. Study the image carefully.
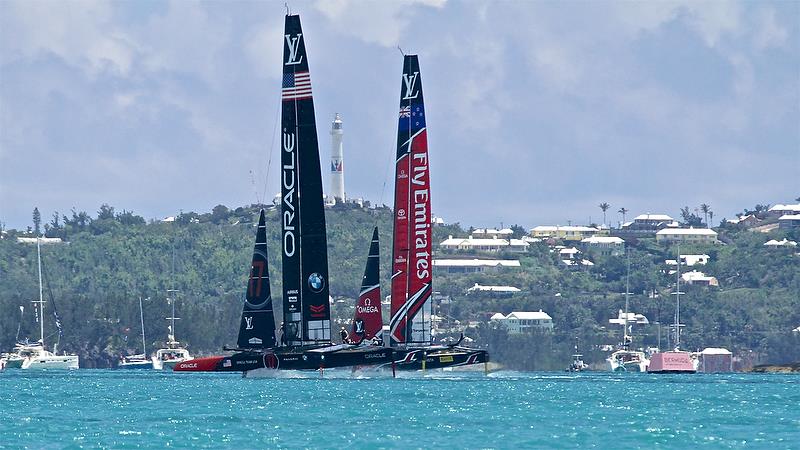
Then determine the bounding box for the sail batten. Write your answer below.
[237,209,277,349]
[280,14,331,345]
[390,55,432,346]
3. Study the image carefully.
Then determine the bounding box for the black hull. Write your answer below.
[390,346,488,371]
[175,345,394,372]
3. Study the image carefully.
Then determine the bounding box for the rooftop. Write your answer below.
[656,228,718,236]
[581,236,625,244]
[507,311,552,321]
[433,259,521,268]
[634,213,674,221]
[467,283,521,293]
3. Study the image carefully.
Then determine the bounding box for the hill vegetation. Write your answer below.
[1,204,798,369]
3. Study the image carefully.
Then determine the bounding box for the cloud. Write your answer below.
[752,7,788,50]
[313,0,445,47]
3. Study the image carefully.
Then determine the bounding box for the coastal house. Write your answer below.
[556,247,594,267]
[491,311,554,333]
[608,310,649,326]
[778,214,800,229]
[665,254,710,267]
[471,228,513,239]
[764,238,798,247]
[433,259,521,274]
[768,204,800,217]
[580,236,625,256]
[16,237,64,245]
[530,225,600,241]
[466,283,521,297]
[681,270,719,286]
[656,228,718,244]
[622,213,678,230]
[725,214,760,227]
[439,235,529,253]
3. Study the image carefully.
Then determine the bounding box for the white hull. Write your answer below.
[22,354,79,370]
[151,347,192,370]
[608,350,649,372]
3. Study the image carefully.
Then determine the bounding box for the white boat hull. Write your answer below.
[22,354,79,370]
[608,351,649,372]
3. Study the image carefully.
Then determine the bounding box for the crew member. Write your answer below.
[340,327,349,344]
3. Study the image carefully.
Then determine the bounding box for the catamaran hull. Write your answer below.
[174,346,395,373]
[22,355,79,370]
[388,347,488,371]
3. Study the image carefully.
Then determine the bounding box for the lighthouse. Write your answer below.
[329,113,345,203]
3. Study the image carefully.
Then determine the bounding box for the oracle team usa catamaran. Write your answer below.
[175,13,393,374]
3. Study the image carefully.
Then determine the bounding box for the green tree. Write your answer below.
[700,203,711,226]
[618,207,629,225]
[32,207,41,236]
[599,202,610,226]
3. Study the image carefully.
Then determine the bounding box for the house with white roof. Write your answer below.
[491,311,554,333]
[778,214,800,229]
[466,283,521,297]
[581,236,625,256]
[433,259,521,274]
[682,270,719,286]
[16,237,64,245]
[665,254,710,267]
[656,228,718,244]
[768,204,800,217]
[556,247,594,267]
[764,238,798,247]
[530,225,600,241]
[439,235,529,253]
[609,310,649,326]
[471,228,513,239]
[725,214,760,227]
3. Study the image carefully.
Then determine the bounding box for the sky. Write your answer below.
[1,0,798,231]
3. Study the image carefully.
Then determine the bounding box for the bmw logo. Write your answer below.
[308,273,325,292]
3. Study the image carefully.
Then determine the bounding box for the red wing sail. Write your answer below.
[390,55,432,345]
[352,227,382,342]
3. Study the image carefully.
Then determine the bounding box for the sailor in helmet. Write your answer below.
[340,327,349,344]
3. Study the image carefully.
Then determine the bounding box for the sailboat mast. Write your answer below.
[623,251,631,346]
[671,245,685,351]
[139,296,146,355]
[36,237,45,346]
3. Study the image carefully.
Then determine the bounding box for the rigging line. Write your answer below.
[260,90,282,207]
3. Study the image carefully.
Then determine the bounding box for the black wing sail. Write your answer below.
[280,14,331,345]
[237,209,277,349]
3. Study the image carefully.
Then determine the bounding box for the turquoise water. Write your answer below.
[1,370,797,448]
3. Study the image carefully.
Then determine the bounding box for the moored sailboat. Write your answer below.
[16,238,79,370]
[607,254,649,372]
[648,249,697,374]
[118,297,153,369]
[386,54,487,371]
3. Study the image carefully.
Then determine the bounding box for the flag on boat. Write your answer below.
[282,71,312,101]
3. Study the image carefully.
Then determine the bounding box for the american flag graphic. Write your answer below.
[399,106,411,118]
[282,71,312,101]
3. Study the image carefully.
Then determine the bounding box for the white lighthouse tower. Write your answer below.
[329,113,345,204]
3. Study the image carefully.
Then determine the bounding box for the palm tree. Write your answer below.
[599,202,610,226]
[618,207,629,225]
[708,211,714,227]
[700,203,711,226]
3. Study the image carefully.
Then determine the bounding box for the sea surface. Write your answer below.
[0,369,797,449]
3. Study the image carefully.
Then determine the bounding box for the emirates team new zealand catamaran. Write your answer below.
[175,14,392,374]
[384,55,488,371]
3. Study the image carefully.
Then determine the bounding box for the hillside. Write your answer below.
[1,204,798,369]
